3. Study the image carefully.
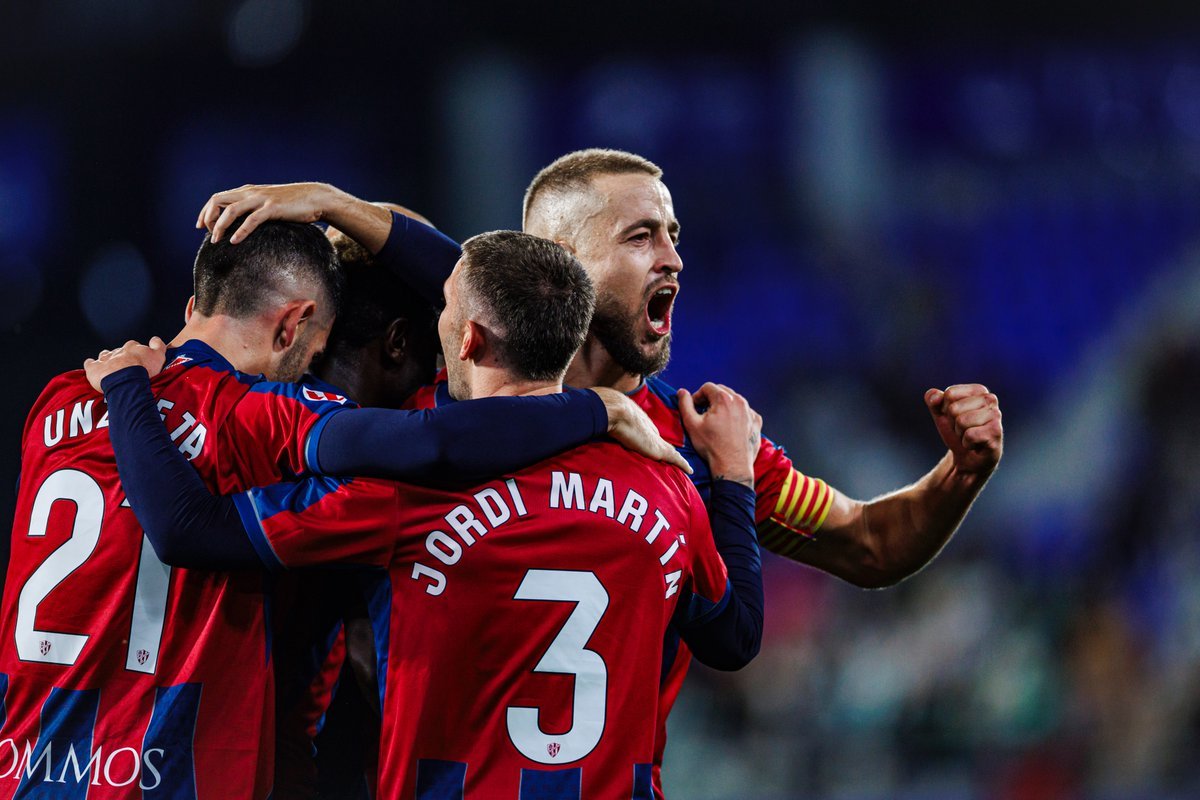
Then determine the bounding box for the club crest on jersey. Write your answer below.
[39,640,50,656]
[164,355,193,370]
[136,649,150,665]
[302,387,348,405]
[547,743,561,758]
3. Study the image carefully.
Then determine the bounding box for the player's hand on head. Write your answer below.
[83,337,168,391]
[678,383,760,489]
[197,182,342,245]
[590,387,692,474]
[925,384,1003,476]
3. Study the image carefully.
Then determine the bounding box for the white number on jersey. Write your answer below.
[15,469,172,673]
[506,569,609,764]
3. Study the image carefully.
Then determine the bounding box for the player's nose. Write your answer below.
[655,234,683,276]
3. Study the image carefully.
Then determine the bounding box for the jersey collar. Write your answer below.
[164,339,238,375]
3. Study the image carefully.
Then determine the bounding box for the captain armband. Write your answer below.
[756,469,832,559]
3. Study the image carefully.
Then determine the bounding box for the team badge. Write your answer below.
[302,387,348,405]
[547,743,560,758]
[137,649,150,665]
[39,640,50,656]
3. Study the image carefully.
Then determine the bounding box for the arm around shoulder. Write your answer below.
[100,366,268,571]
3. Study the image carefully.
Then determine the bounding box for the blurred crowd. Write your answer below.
[658,38,1200,800]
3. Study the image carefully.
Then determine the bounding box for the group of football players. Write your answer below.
[0,148,1003,799]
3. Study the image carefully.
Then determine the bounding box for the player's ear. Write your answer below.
[274,300,316,352]
[383,318,408,365]
[460,319,486,363]
[184,295,196,323]
[554,239,577,257]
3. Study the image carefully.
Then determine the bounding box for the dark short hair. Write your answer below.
[459,231,595,381]
[192,217,342,319]
[325,235,438,355]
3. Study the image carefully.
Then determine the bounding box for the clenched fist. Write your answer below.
[925,384,1003,476]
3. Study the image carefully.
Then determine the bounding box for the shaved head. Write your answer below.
[523,148,663,245]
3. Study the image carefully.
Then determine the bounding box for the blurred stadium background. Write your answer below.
[3,2,1200,797]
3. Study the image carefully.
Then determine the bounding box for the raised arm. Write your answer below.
[199,182,393,251]
[790,384,1003,588]
[196,182,461,308]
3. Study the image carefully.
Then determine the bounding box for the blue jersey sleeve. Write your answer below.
[374,211,462,309]
[102,366,399,572]
[102,366,613,572]
[307,389,609,484]
[101,367,264,569]
[674,479,763,671]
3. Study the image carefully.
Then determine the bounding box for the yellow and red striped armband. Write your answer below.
[756,469,832,559]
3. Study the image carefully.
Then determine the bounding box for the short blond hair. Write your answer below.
[522,148,662,234]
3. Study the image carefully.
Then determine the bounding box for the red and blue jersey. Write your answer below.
[414,374,824,797]
[629,375,831,796]
[0,339,349,799]
[232,440,730,800]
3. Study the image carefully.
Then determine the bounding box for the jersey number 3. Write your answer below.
[15,469,171,674]
[506,569,609,765]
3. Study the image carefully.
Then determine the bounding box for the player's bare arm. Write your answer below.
[677,382,761,488]
[83,336,168,389]
[798,383,1003,588]
[198,181,393,251]
[593,386,693,474]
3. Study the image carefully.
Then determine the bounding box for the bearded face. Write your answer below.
[570,172,683,380]
[590,284,673,378]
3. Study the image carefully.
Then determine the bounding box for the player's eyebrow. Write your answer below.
[619,217,681,243]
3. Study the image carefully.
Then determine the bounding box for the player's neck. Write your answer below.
[564,335,642,394]
[169,314,272,376]
[467,366,563,400]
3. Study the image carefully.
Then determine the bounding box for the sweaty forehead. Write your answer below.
[590,173,676,231]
